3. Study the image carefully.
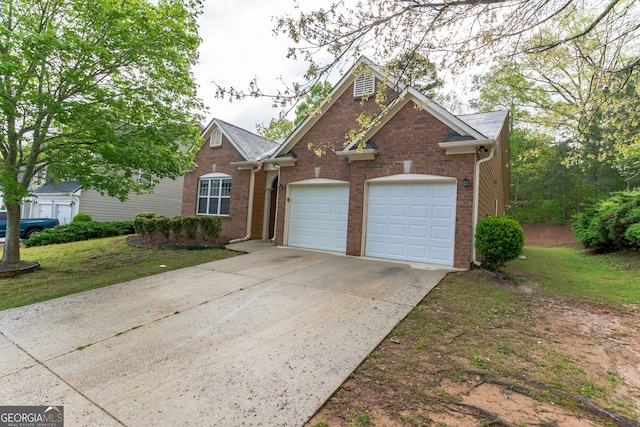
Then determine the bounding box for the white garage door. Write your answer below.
[288,185,349,253]
[366,182,456,265]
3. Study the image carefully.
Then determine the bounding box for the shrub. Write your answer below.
[475,216,525,271]
[154,215,171,239]
[131,214,223,244]
[133,212,160,235]
[182,216,199,239]
[572,190,640,251]
[169,216,184,242]
[72,213,93,222]
[23,221,134,247]
[199,215,222,240]
[624,223,640,247]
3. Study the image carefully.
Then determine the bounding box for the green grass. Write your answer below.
[506,246,640,306]
[0,235,238,311]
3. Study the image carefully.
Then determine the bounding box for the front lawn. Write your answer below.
[0,236,238,311]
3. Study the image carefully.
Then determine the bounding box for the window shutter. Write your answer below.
[209,128,222,147]
[353,73,375,98]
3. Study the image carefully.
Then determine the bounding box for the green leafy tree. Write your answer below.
[599,73,640,190]
[474,9,640,221]
[385,52,442,97]
[0,0,203,265]
[259,82,332,141]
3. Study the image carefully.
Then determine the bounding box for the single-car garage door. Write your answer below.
[365,182,456,265]
[288,184,349,252]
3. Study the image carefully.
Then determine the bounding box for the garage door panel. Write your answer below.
[433,185,455,197]
[366,182,456,266]
[386,242,406,257]
[409,224,428,238]
[433,206,453,219]
[288,185,349,253]
[408,245,427,258]
[436,225,455,238]
[429,246,451,263]
[410,205,429,217]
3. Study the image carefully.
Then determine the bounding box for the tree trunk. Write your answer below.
[2,203,23,264]
[512,173,520,219]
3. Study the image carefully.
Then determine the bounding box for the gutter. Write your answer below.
[471,144,496,266]
[228,163,262,244]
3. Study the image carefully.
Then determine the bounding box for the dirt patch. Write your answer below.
[522,223,581,248]
[305,225,639,427]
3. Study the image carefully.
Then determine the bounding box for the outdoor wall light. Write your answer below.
[462,178,470,187]
[277,184,284,191]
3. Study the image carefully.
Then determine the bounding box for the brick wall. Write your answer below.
[182,134,251,244]
[274,85,477,269]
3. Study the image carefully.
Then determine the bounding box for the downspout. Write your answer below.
[270,165,281,243]
[229,163,262,244]
[472,145,495,266]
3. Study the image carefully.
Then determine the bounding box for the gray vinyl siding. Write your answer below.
[77,177,184,221]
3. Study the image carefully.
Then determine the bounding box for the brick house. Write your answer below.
[183,57,509,269]
[181,119,280,243]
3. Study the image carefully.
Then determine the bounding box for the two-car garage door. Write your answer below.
[287,180,456,266]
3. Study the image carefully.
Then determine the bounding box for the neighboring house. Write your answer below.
[184,57,509,269]
[181,119,281,243]
[29,175,185,224]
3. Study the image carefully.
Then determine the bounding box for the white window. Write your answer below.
[354,73,375,98]
[209,128,222,147]
[197,176,231,215]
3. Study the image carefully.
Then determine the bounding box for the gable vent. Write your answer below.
[353,73,375,98]
[209,128,222,147]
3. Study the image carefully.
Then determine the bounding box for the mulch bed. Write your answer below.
[0,261,41,276]
[126,232,224,249]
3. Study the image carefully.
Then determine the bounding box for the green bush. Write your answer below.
[572,190,640,251]
[133,212,161,235]
[182,216,199,239]
[72,213,93,222]
[23,221,135,247]
[170,216,184,242]
[132,213,222,244]
[475,216,525,271]
[624,223,640,247]
[199,215,222,240]
[154,215,171,239]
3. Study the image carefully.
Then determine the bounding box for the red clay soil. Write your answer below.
[521,223,581,248]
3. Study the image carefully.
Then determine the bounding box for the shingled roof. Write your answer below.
[457,110,509,140]
[210,119,281,161]
[32,181,82,194]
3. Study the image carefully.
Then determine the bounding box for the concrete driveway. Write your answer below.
[0,242,450,426]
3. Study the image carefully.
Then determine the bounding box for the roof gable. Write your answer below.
[271,56,498,159]
[201,118,280,161]
[271,56,400,158]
